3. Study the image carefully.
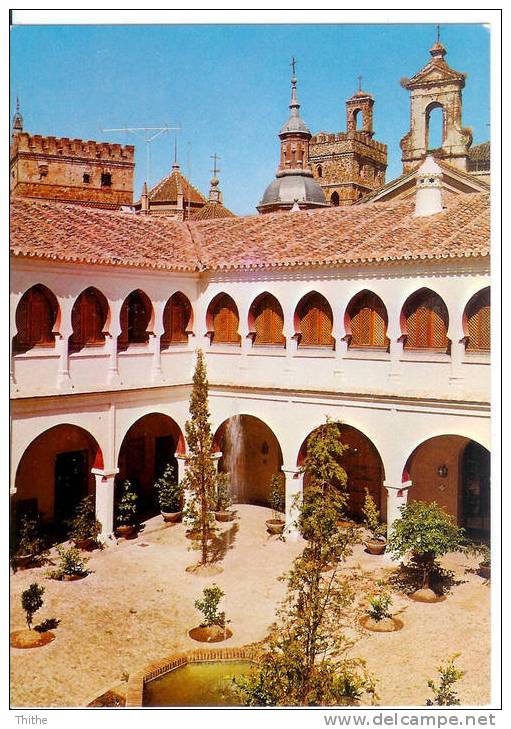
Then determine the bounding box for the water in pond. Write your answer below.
[144,660,253,707]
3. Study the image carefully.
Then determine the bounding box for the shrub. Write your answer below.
[66,495,101,543]
[154,464,183,512]
[387,500,466,590]
[426,654,465,706]
[21,583,45,629]
[366,590,393,622]
[47,545,89,579]
[194,584,226,628]
[362,489,387,541]
[214,472,232,512]
[116,480,138,527]
[269,474,285,521]
[12,512,47,558]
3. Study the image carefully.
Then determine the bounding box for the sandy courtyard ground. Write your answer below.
[10,504,491,708]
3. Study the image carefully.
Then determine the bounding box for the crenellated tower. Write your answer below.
[309,80,387,206]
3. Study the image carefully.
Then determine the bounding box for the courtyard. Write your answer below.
[10,504,490,708]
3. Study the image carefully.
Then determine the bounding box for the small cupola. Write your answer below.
[414,155,443,217]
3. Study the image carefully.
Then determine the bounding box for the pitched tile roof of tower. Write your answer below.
[147,167,207,205]
[189,201,236,221]
[10,193,489,272]
[10,198,198,270]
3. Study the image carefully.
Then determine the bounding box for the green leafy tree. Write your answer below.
[268,474,285,521]
[154,464,183,512]
[66,495,102,543]
[426,654,465,706]
[362,488,387,541]
[21,583,45,629]
[116,479,138,527]
[213,472,232,512]
[235,420,374,706]
[47,545,90,579]
[194,584,226,627]
[387,500,466,590]
[182,350,217,565]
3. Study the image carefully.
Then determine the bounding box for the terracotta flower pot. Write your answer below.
[12,553,34,569]
[161,510,182,523]
[73,537,95,551]
[215,510,234,523]
[116,524,137,538]
[364,539,387,555]
[266,519,285,535]
[478,563,491,580]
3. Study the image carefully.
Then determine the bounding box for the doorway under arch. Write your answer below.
[298,423,385,521]
[213,415,283,506]
[14,424,103,533]
[117,413,184,521]
[404,435,490,541]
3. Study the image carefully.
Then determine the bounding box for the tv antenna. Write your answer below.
[101,124,180,188]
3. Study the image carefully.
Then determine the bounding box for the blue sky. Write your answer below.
[10,23,490,215]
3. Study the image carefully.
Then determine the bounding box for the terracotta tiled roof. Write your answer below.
[147,167,207,205]
[10,198,198,271]
[468,141,490,163]
[190,201,235,221]
[190,193,489,270]
[10,193,489,272]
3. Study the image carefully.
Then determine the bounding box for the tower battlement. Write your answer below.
[11,132,135,163]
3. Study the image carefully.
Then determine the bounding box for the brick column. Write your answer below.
[282,466,303,539]
[92,468,119,542]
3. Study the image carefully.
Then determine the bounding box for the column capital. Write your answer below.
[92,468,119,479]
[384,479,412,494]
[282,465,301,476]
[211,451,222,461]
[175,452,188,461]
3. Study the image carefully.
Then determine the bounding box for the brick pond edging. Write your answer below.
[125,645,258,707]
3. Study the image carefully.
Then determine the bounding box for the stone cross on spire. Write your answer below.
[12,96,23,133]
[357,75,363,92]
[211,152,221,178]
[291,56,296,77]
[436,24,441,44]
[209,152,222,204]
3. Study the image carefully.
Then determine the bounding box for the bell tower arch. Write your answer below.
[400,40,472,173]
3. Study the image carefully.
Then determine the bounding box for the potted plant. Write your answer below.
[189,583,232,642]
[46,545,90,581]
[470,543,491,580]
[387,500,466,602]
[11,512,47,569]
[362,489,387,555]
[154,464,183,523]
[213,472,234,522]
[65,495,102,549]
[115,479,138,537]
[266,474,286,535]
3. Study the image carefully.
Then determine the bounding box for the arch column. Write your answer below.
[283,465,303,538]
[106,300,122,386]
[175,452,190,508]
[384,479,412,547]
[150,300,165,381]
[92,467,119,542]
[56,298,73,391]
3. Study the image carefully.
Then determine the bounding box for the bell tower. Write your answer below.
[400,34,472,173]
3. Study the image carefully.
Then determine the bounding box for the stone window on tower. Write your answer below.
[345,290,390,350]
[401,288,450,352]
[248,292,286,347]
[69,287,108,353]
[13,284,59,354]
[83,173,91,184]
[207,293,241,345]
[101,172,112,187]
[463,288,490,352]
[161,292,192,348]
[426,103,444,152]
[118,289,153,351]
[295,291,334,348]
[330,192,340,207]
[317,165,323,178]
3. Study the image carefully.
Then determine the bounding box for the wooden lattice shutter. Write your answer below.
[404,293,448,350]
[162,294,190,346]
[119,291,150,347]
[299,294,333,347]
[14,286,56,351]
[213,295,240,344]
[71,288,106,349]
[350,293,388,348]
[466,291,490,351]
[254,295,285,345]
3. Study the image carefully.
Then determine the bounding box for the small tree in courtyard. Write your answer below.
[21,583,45,630]
[426,654,465,706]
[182,350,217,566]
[235,419,375,706]
[387,500,466,591]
